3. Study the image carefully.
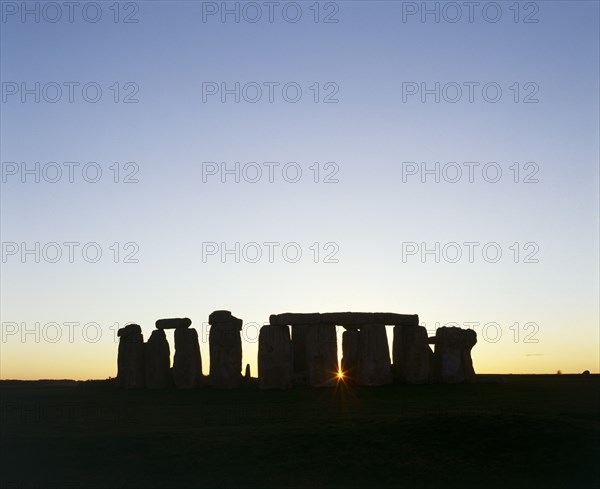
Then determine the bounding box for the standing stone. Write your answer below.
[341,330,360,382]
[145,329,172,389]
[291,324,308,385]
[209,311,242,388]
[356,325,392,386]
[392,325,434,384]
[173,328,202,389]
[258,324,293,389]
[117,324,145,388]
[305,324,338,387]
[434,327,477,383]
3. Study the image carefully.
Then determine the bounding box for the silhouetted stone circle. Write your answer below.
[116,312,478,389]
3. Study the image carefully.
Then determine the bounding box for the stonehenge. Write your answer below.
[173,328,202,388]
[145,329,171,389]
[392,324,434,384]
[305,324,338,387]
[156,317,192,330]
[209,310,243,388]
[269,314,402,387]
[258,324,293,389]
[291,325,308,385]
[270,312,418,328]
[116,324,145,389]
[356,325,392,386]
[433,326,477,383]
[116,311,478,389]
[341,329,360,382]
[116,318,201,389]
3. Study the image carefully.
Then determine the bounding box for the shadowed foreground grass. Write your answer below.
[1,375,598,488]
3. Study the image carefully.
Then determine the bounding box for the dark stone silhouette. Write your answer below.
[209,310,242,388]
[114,311,478,390]
[117,323,142,338]
[209,310,238,324]
[356,325,392,386]
[155,317,192,330]
[341,329,360,382]
[258,324,293,389]
[305,324,338,387]
[145,329,171,389]
[392,325,434,384]
[173,328,202,388]
[274,312,419,387]
[291,324,308,385]
[270,312,418,327]
[434,327,477,383]
[117,324,145,388]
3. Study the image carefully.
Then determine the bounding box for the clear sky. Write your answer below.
[1,0,598,379]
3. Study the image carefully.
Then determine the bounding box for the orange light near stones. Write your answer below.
[337,370,345,380]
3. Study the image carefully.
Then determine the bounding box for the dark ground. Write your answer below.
[1,375,598,488]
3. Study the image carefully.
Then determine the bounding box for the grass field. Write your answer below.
[1,375,598,488]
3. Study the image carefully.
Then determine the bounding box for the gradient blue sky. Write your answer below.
[1,0,598,379]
